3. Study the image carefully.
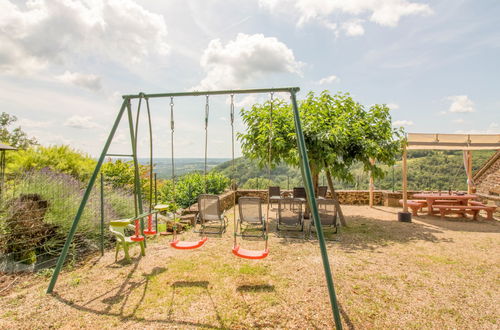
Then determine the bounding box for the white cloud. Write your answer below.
[258,0,432,33]
[342,19,365,36]
[17,118,52,129]
[196,33,303,90]
[452,118,465,124]
[317,75,340,85]
[386,103,399,110]
[30,130,73,146]
[393,120,413,127]
[446,95,475,113]
[64,116,101,129]
[56,71,102,91]
[0,0,169,75]
[455,122,500,134]
[225,95,263,108]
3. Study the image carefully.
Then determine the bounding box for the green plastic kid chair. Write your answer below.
[109,219,145,262]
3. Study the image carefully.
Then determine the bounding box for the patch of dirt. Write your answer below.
[0,205,498,329]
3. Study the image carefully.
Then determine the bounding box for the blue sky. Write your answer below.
[1,0,499,158]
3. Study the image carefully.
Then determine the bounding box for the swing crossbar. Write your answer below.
[122,87,300,100]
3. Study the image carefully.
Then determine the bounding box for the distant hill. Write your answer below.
[212,150,496,191]
[135,158,230,178]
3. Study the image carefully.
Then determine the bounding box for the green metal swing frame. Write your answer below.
[46,87,343,329]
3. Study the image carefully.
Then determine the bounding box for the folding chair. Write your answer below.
[311,199,338,235]
[197,194,228,234]
[277,197,304,233]
[237,197,265,238]
[268,186,281,209]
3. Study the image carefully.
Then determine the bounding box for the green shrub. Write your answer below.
[158,171,230,208]
[7,145,96,181]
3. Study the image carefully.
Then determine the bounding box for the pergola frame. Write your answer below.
[45,87,343,329]
[401,133,500,213]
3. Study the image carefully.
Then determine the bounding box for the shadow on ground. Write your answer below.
[51,264,223,329]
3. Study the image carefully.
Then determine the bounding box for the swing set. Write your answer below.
[46,87,343,329]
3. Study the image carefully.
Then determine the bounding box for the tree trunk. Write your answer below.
[324,166,347,227]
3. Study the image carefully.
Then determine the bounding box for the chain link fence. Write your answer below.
[0,169,136,285]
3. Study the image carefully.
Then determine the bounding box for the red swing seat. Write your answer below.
[170,237,208,250]
[232,245,269,260]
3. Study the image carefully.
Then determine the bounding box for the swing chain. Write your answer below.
[170,96,174,132]
[230,94,235,125]
[205,95,209,129]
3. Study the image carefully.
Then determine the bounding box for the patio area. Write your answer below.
[0,205,498,329]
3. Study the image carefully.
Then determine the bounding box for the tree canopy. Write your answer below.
[238,90,404,184]
[0,112,38,149]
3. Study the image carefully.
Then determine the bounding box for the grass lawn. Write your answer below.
[0,205,498,329]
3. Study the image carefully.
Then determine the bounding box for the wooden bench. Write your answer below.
[434,199,460,205]
[399,199,426,216]
[431,205,491,220]
[469,201,497,220]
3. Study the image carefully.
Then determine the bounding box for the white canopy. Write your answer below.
[407,133,500,150]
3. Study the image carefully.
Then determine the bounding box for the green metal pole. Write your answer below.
[100,173,104,256]
[122,87,300,100]
[47,99,128,294]
[126,101,145,241]
[290,91,343,329]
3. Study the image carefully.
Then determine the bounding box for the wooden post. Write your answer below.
[467,150,473,194]
[369,158,375,207]
[402,147,408,213]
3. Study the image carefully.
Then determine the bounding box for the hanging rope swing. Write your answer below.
[232,93,272,260]
[170,96,208,250]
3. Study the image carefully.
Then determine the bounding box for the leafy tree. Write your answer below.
[101,159,136,188]
[7,145,96,181]
[0,112,38,149]
[238,91,404,225]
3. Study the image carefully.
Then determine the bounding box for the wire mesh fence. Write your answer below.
[0,169,136,282]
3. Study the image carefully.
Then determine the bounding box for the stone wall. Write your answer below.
[183,189,496,215]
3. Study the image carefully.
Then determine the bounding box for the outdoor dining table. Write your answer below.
[412,193,477,215]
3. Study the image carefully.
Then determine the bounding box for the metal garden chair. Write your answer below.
[277,197,304,233]
[268,186,281,209]
[317,186,328,199]
[197,194,228,234]
[311,199,338,235]
[237,196,265,238]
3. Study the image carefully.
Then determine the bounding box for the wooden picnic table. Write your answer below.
[412,193,477,215]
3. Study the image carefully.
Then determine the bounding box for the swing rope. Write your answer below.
[143,96,157,235]
[170,96,207,250]
[264,92,273,251]
[232,93,272,259]
[231,94,237,249]
[204,95,209,194]
[170,97,178,241]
